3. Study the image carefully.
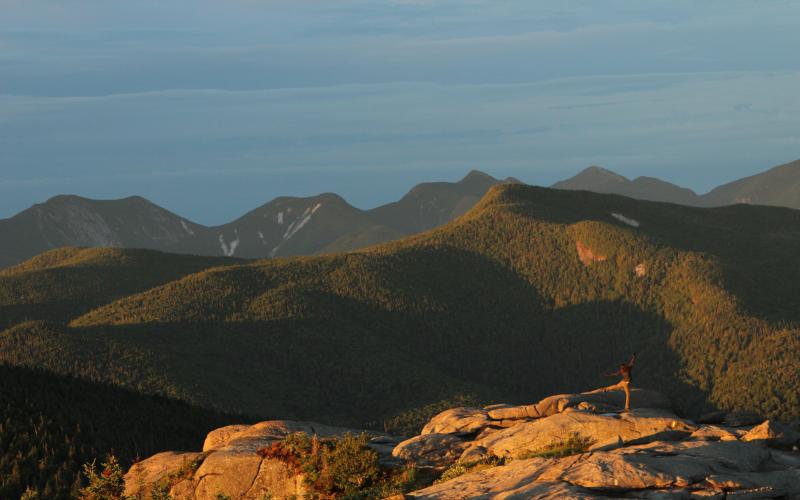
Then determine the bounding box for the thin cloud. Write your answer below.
[2,0,800,221]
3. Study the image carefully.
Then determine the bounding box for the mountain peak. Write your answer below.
[703,158,800,208]
[552,166,628,192]
[460,169,496,183]
[577,165,628,181]
[42,194,87,205]
[457,169,502,196]
[552,168,704,205]
[40,194,155,208]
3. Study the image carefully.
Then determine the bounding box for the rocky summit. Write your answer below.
[125,390,800,499]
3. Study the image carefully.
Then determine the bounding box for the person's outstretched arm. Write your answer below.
[604,367,623,377]
[627,352,637,367]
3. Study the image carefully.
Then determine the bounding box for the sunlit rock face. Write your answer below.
[126,389,800,499]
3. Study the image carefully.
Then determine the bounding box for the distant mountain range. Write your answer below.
[1,159,799,268]
[553,159,800,208]
[0,170,515,268]
[552,167,702,205]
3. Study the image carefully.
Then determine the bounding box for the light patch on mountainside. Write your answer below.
[269,204,322,257]
[282,206,317,241]
[611,212,640,228]
[180,220,194,236]
[277,211,284,225]
[218,232,240,257]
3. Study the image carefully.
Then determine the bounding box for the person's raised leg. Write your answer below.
[623,382,631,412]
[586,381,624,394]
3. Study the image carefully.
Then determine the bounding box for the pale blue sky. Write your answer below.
[2,1,799,223]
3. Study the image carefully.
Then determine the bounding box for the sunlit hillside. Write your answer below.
[2,185,799,427]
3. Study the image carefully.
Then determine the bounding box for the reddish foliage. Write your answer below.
[257,441,302,472]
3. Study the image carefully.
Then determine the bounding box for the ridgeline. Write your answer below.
[2,184,800,494]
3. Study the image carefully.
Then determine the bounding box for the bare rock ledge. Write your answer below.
[125,390,800,499]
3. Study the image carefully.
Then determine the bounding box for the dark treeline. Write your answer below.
[0,363,247,499]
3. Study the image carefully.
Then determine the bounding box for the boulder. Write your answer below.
[741,420,800,448]
[240,458,308,499]
[221,420,358,453]
[202,424,249,451]
[392,433,468,468]
[124,419,371,499]
[124,451,203,499]
[477,409,695,459]
[421,407,491,436]
[487,389,671,420]
[193,448,264,499]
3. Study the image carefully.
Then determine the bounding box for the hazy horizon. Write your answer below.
[2,0,799,224]
[4,159,800,226]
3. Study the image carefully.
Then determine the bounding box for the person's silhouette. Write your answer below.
[588,353,636,412]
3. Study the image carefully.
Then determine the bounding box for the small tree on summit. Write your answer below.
[80,454,125,500]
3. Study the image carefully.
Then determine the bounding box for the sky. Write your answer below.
[2,0,800,224]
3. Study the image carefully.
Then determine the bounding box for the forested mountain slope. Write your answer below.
[0,247,237,330]
[0,363,244,499]
[2,185,799,429]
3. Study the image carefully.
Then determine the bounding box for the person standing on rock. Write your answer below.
[589,353,636,412]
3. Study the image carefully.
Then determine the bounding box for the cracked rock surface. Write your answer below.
[124,390,800,499]
[123,420,388,499]
[403,391,800,499]
[406,440,800,499]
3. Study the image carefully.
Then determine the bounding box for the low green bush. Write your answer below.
[517,433,594,459]
[258,432,429,498]
[436,456,503,484]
